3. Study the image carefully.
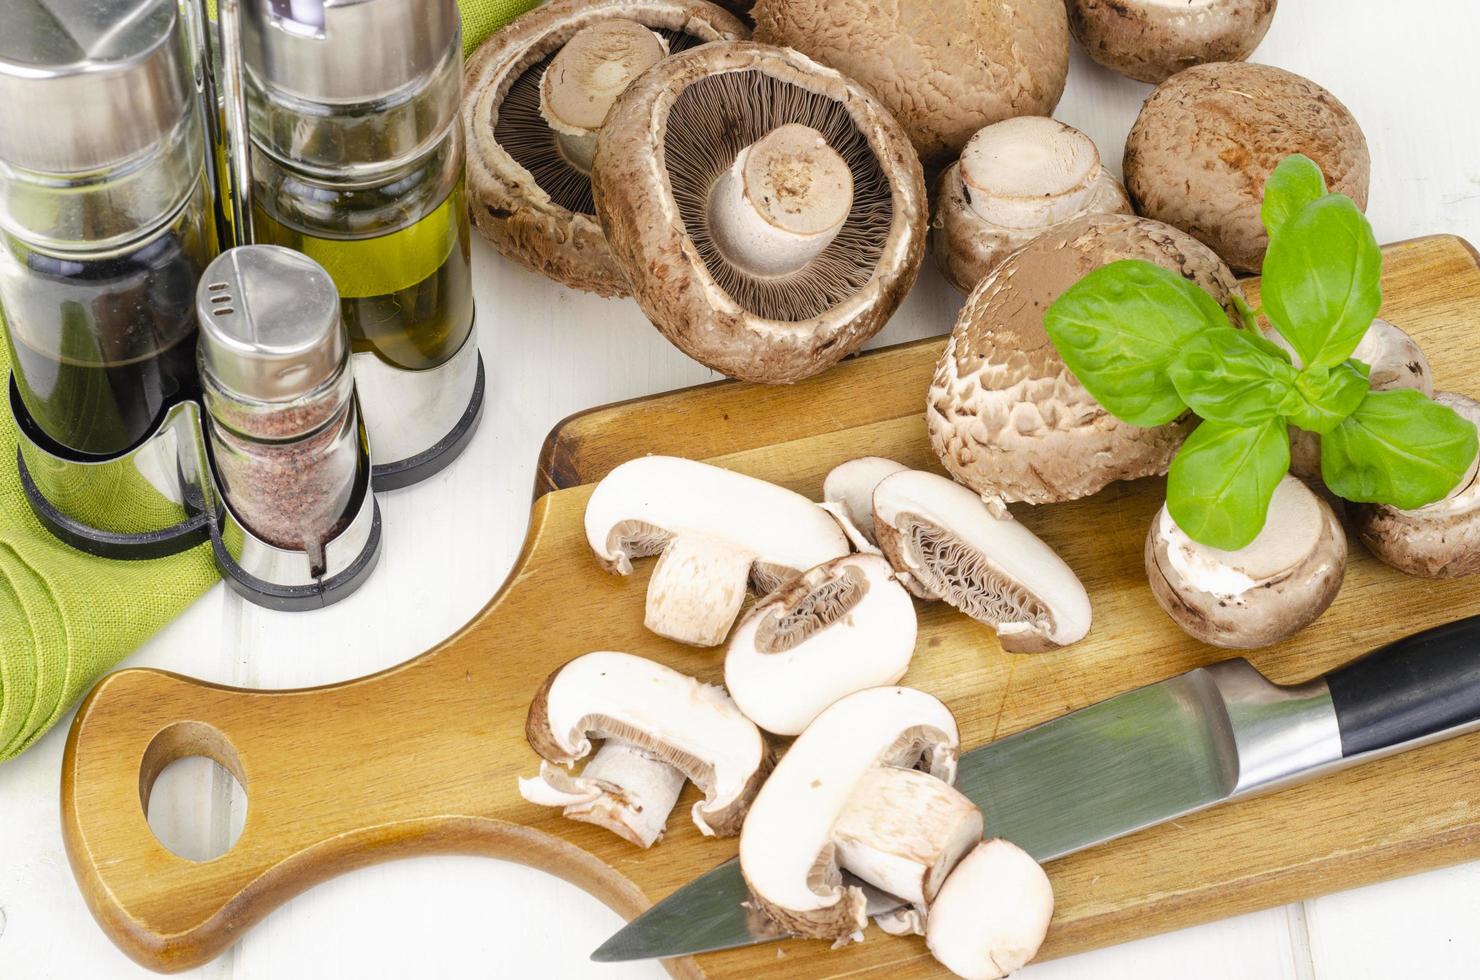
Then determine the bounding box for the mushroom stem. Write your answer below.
[832,765,983,909]
[559,740,688,848]
[644,533,755,646]
[960,117,1101,229]
[706,123,855,279]
[539,19,669,175]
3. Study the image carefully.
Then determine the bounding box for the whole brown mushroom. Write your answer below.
[928,213,1242,505]
[751,0,1069,172]
[1068,0,1278,84]
[464,0,748,297]
[1124,62,1370,273]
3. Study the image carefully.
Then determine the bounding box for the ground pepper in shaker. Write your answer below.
[197,246,363,576]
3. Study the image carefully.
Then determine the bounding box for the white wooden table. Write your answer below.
[5,2,1480,976]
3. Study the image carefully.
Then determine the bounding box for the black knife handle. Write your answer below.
[1325,614,1480,757]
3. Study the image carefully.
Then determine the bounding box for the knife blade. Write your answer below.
[592,615,1480,963]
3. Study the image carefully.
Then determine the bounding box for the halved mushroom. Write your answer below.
[1124,62,1369,273]
[465,0,748,296]
[820,456,909,553]
[584,455,850,646]
[925,839,1055,980]
[752,0,1070,172]
[725,554,917,735]
[1349,392,1480,579]
[928,213,1242,504]
[739,686,976,941]
[520,652,771,845]
[592,41,927,383]
[1067,0,1278,84]
[873,470,1092,652]
[1147,474,1346,648]
[932,118,1131,294]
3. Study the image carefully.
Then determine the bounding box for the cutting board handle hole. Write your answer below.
[140,722,249,863]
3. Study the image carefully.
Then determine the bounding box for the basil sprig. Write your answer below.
[1045,154,1479,551]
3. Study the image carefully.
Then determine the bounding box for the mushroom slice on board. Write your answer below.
[1067,0,1278,84]
[738,686,977,942]
[1147,475,1347,649]
[872,470,1092,652]
[592,41,928,383]
[1349,392,1480,580]
[925,839,1055,980]
[584,456,850,646]
[464,0,748,296]
[520,652,771,844]
[1124,62,1369,273]
[820,456,909,553]
[932,118,1130,294]
[928,213,1242,504]
[725,554,917,736]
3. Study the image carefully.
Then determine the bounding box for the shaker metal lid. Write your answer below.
[197,246,348,404]
[241,0,460,106]
[0,0,194,175]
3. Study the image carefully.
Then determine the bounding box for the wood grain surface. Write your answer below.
[61,236,1480,976]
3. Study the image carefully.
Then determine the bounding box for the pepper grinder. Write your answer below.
[236,0,484,490]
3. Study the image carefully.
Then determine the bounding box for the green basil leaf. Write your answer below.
[1045,259,1232,427]
[1261,193,1382,370]
[1168,419,1292,551]
[1322,389,1480,508]
[1167,328,1297,426]
[1261,154,1327,239]
[1279,361,1370,434]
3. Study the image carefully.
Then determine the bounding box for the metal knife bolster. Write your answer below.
[1201,659,1343,798]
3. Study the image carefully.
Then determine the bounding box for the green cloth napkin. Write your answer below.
[0,0,539,764]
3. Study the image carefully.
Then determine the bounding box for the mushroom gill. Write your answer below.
[901,516,1055,638]
[752,562,869,653]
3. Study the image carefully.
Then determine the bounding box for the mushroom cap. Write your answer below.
[925,839,1055,980]
[1068,0,1278,84]
[1349,392,1480,580]
[592,40,927,384]
[738,685,960,940]
[1124,62,1370,273]
[821,456,909,551]
[724,553,917,736]
[872,470,1092,652]
[524,652,771,835]
[928,213,1242,504]
[932,120,1132,294]
[1146,475,1347,648]
[464,0,748,296]
[752,0,1070,172]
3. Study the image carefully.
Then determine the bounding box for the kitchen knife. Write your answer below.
[592,614,1480,963]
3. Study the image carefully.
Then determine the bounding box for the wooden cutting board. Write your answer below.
[62,235,1480,976]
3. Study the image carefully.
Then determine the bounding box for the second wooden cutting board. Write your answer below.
[63,235,1480,976]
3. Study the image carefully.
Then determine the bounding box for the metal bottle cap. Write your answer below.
[197,246,348,405]
[0,0,194,175]
[241,0,460,106]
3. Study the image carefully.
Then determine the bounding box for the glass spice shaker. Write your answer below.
[196,246,363,577]
[0,0,217,457]
[238,0,478,478]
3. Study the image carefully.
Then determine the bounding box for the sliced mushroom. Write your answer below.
[820,456,909,553]
[738,685,970,941]
[752,0,1070,172]
[725,554,917,736]
[932,118,1131,294]
[929,213,1242,504]
[925,839,1055,980]
[1124,62,1369,273]
[1067,0,1278,84]
[584,455,850,646]
[592,41,927,383]
[1147,475,1346,648]
[1349,392,1480,579]
[520,652,771,844]
[464,0,748,296]
[873,470,1092,653]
